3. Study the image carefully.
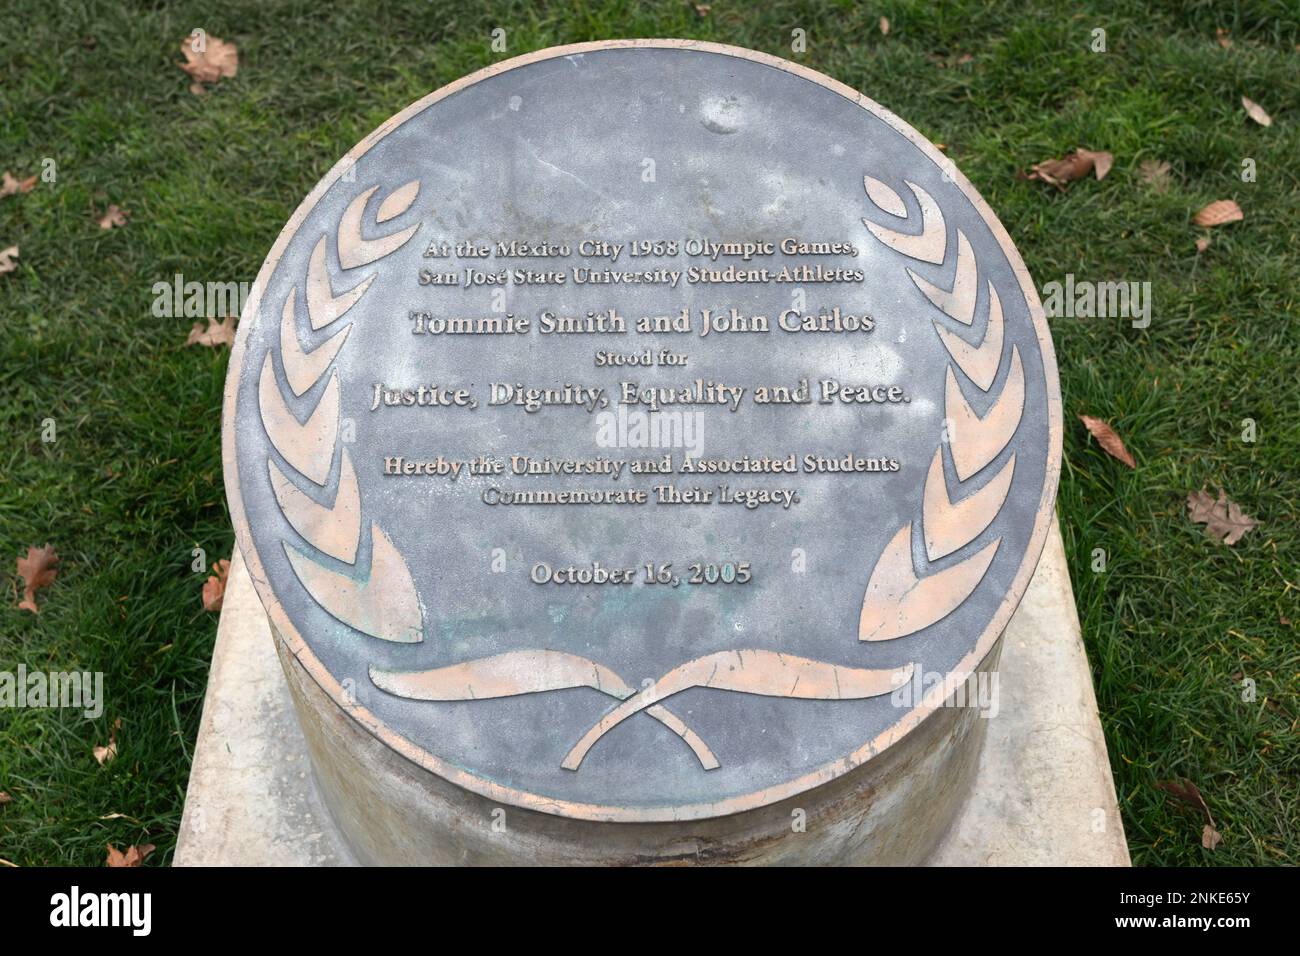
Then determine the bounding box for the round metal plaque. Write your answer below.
[224,40,1061,831]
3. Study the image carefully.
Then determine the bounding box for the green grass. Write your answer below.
[1,0,1297,866]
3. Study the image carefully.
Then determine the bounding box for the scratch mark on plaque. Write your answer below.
[517,138,616,202]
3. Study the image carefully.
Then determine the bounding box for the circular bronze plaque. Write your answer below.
[224,40,1061,823]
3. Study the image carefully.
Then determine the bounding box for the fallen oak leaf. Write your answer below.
[16,544,59,613]
[106,843,155,868]
[0,171,37,198]
[186,315,237,348]
[0,791,12,805]
[178,32,238,94]
[1193,199,1243,227]
[202,558,231,611]
[1241,96,1272,127]
[1187,488,1257,545]
[1078,415,1135,468]
[0,245,18,275]
[96,204,129,230]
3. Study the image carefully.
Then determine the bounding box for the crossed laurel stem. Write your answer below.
[371,650,721,770]
[372,649,913,771]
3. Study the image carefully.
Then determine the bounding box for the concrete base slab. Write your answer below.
[175,519,1129,867]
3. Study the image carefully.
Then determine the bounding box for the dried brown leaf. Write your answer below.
[93,717,120,766]
[1139,159,1173,192]
[1027,148,1111,188]
[1157,778,1208,814]
[0,245,18,275]
[1078,415,1135,468]
[16,544,59,613]
[0,171,37,198]
[1187,488,1257,546]
[1241,96,1272,127]
[96,204,129,230]
[1193,199,1243,227]
[692,3,710,15]
[186,315,237,348]
[1195,236,1211,253]
[879,16,890,35]
[1076,148,1114,180]
[106,843,155,868]
[202,558,232,612]
[1202,824,1223,850]
[0,791,12,805]
[93,739,117,766]
[178,32,238,92]
[1215,28,1232,49]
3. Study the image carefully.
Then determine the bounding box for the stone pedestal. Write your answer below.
[175,519,1129,866]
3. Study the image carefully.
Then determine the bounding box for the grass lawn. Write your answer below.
[1,0,1296,866]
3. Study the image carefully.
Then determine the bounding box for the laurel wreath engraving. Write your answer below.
[857,176,1024,643]
[261,181,425,644]
[259,175,1028,772]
